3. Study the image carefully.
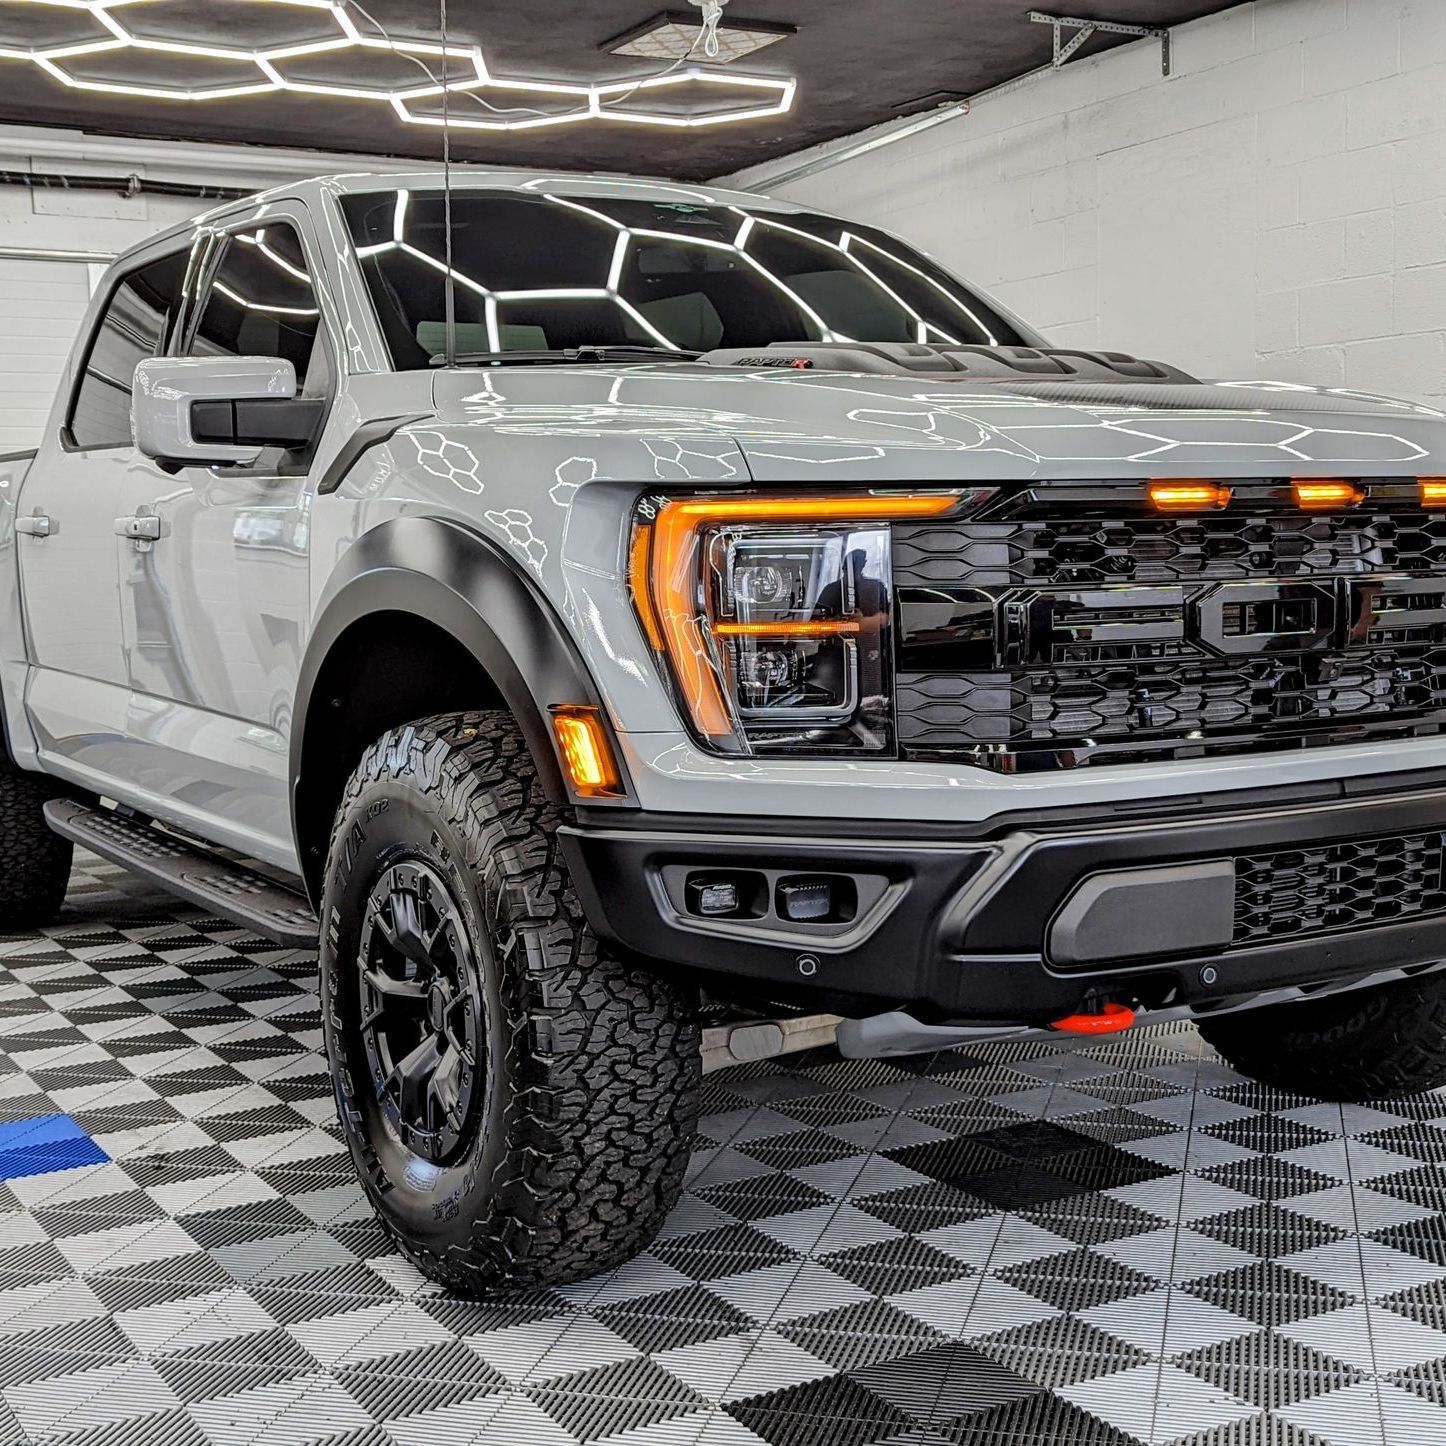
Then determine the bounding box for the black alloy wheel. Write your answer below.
[358,860,483,1164]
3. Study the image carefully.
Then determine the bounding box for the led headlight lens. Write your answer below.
[710,528,879,740]
[632,493,962,755]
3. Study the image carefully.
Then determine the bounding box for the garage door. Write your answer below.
[0,258,94,452]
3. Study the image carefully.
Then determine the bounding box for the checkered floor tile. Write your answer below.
[0,853,1442,1444]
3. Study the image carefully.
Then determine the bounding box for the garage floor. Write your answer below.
[1,859,1444,1446]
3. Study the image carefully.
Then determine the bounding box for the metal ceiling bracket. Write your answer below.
[1029,11,1172,77]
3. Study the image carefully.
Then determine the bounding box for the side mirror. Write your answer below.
[133,356,323,469]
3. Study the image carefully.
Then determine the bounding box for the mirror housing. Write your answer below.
[133,356,322,468]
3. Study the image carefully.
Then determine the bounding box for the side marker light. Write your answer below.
[552,708,622,797]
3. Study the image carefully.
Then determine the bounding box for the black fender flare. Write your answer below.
[291,515,624,885]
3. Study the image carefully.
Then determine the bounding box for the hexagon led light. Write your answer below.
[0,0,797,129]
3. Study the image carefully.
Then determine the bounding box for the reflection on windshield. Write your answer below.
[340,189,1032,368]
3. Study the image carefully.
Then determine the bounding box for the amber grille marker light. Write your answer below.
[1420,478,1446,507]
[642,493,960,739]
[552,709,621,796]
[1148,481,1232,511]
[1295,480,1364,508]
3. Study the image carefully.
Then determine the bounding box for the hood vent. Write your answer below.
[698,342,1199,384]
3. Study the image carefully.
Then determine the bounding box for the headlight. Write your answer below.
[630,492,964,755]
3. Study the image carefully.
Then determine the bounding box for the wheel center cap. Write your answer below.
[427,984,448,1032]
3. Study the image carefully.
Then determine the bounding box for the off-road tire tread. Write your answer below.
[325,711,699,1292]
[0,764,71,930]
[1199,973,1446,1101]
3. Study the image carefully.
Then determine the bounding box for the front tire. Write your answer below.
[319,711,699,1295]
[1198,972,1446,1101]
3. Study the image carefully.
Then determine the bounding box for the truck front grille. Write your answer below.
[891,481,1446,770]
[892,508,1446,587]
[1232,831,1446,946]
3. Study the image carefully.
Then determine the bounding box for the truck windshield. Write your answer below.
[340,189,1033,368]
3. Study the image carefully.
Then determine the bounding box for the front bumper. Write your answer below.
[560,769,1446,1025]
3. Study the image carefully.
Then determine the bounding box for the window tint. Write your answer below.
[68,248,188,450]
[188,224,323,386]
[341,191,1033,368]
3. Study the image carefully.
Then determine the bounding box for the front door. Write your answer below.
[114,215,328,870]
[17,243,190,785]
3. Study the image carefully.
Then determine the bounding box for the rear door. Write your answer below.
[17,242,190,782]
[113,211,328,869]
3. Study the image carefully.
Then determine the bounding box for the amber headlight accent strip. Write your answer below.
[637,492,962,747]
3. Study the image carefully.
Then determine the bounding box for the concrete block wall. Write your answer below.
[731,0,1446,407]
[0,180,205,259]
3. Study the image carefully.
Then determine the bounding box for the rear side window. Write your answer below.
[67,248,188,450]
[187,223,323,385]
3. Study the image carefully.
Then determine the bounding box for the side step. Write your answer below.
[44,799,319,948]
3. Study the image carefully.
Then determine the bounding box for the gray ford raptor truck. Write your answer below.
[3,169,1446,1294]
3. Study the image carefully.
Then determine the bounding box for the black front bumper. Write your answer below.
[559,770,1446,1026]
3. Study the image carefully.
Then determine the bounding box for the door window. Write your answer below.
[67,247,189,450]
[188,223,324,387]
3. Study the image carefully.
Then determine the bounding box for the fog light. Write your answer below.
[778,879,834,921]
[776,875,856,924]
[687,876,743,917]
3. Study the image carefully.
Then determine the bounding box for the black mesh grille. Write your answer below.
[892,511,1446,588]
[898,647,1446,758]
[1232,833,1446,946]
[891,487,1446,769]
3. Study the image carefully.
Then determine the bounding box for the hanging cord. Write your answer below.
[341,0,720,123]
[598,0,726,109]
[440,0,456,368]
[697,0,727,58]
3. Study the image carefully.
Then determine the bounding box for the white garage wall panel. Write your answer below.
[0,258,90,452]
[732,0,1446,408]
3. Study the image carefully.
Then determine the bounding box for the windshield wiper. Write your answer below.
[430,345,701,368]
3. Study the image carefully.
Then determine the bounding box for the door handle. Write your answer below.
[114,515,162,542]
[15,512,53,538]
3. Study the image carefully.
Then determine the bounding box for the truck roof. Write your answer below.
[124,168,805,266]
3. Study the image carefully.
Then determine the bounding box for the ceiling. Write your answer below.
[0,1,1246,181]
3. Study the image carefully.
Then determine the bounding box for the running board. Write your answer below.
[44,799,319,948]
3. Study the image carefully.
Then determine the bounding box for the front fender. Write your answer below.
[292,514,626,870]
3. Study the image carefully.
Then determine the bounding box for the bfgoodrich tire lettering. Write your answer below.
[320,711,699,1293]
[1199,972,1446,1101]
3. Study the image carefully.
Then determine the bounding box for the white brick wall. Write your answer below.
[730,0,1446,408]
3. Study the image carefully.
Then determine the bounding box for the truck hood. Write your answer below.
[429,364,1446,484]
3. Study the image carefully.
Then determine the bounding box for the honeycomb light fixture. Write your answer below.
[0,0,798,130]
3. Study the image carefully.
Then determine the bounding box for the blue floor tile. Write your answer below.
[0,1114,108,1180]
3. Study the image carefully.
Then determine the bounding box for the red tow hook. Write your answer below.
[1050,1002,1137,1036]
